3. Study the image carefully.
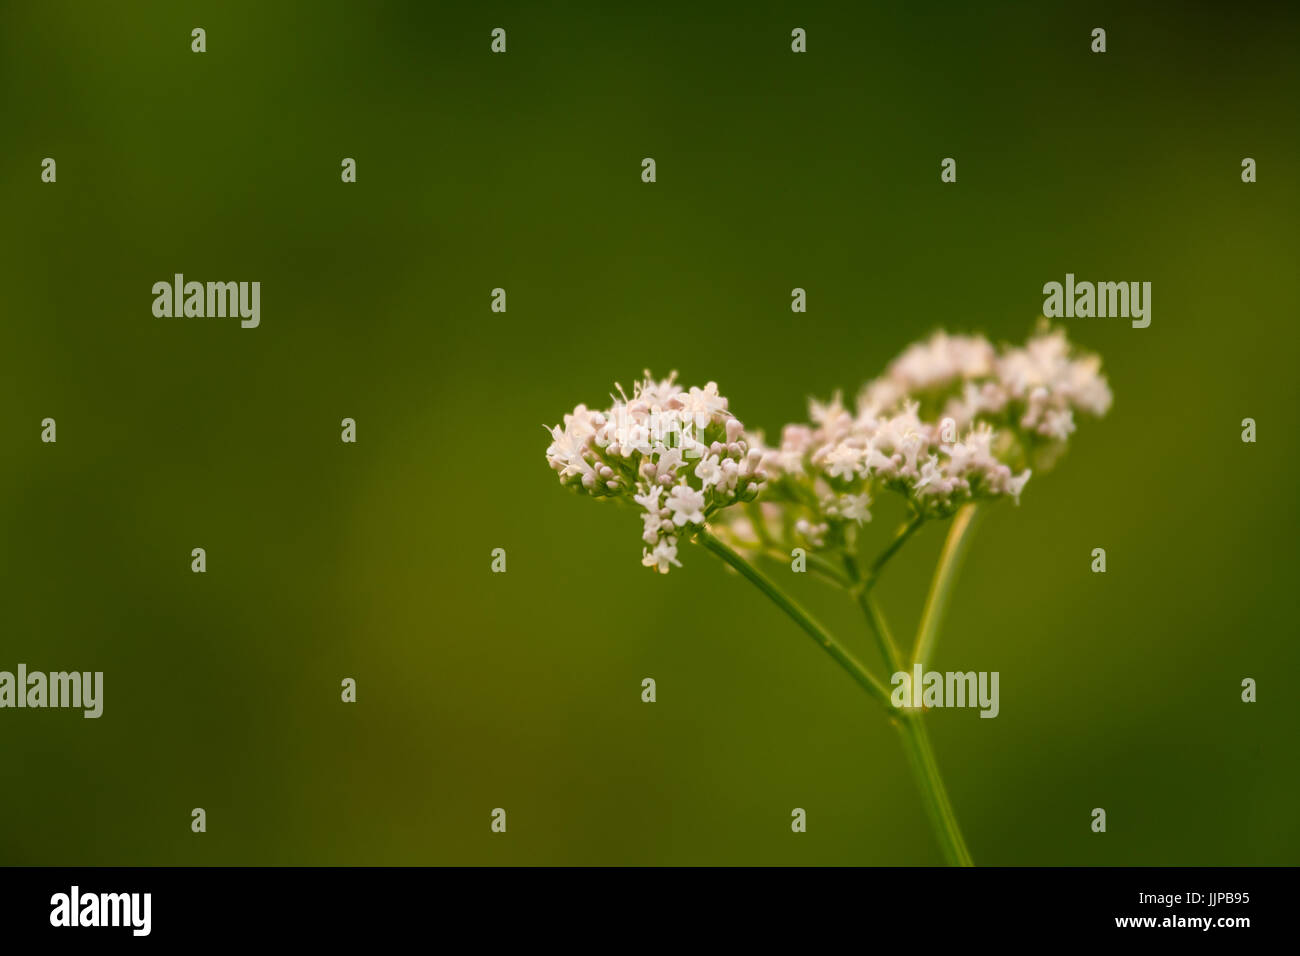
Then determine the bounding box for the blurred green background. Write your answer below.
[1,0,1296,865]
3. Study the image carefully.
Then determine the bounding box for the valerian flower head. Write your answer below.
[545,328,1110,571]
[544,372,764,572]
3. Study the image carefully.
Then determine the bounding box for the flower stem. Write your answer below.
[858,593,974,866]
[911,503,983,670]
[850,514,923,670]
[857,589,903,675]
[699,526,975,867]
[894,711,974,866]
[861,513,924,593]
[696,528,893,711]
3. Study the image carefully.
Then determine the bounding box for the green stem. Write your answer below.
[895,711,974,866]
[858,553,974,866]
[911,503,982,670]
[857,589,903,675]
[700,525,975,867]
[696,528,893,711]
[850,514,923,670]
[861,513,924,593]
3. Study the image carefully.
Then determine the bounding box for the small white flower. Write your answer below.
[717,457,740,493]
[633,484,662,511]
[694,454,723,490]
[1006,469,1031,504]
[863,443,895,476]
[794,518,829,548]
[642,538,683,573]
[656,446,684,477]
[840,492,872,524]
[914,455,959,499]
[824,443,864,480]
[666,483,707,526]
[1042,408,1076,441]
[680,382,728,428]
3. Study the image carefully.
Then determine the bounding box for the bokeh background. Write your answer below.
[1,0,1296,865]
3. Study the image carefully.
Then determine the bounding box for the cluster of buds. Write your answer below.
[545,373,765,572]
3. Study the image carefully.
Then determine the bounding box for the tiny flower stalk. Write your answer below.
[543,324,1112,865]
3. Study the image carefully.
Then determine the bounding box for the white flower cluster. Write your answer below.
[544,327,1111,570]
[861,326,1113,443]
[545,373,764,572]
[746,325,1112,539]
